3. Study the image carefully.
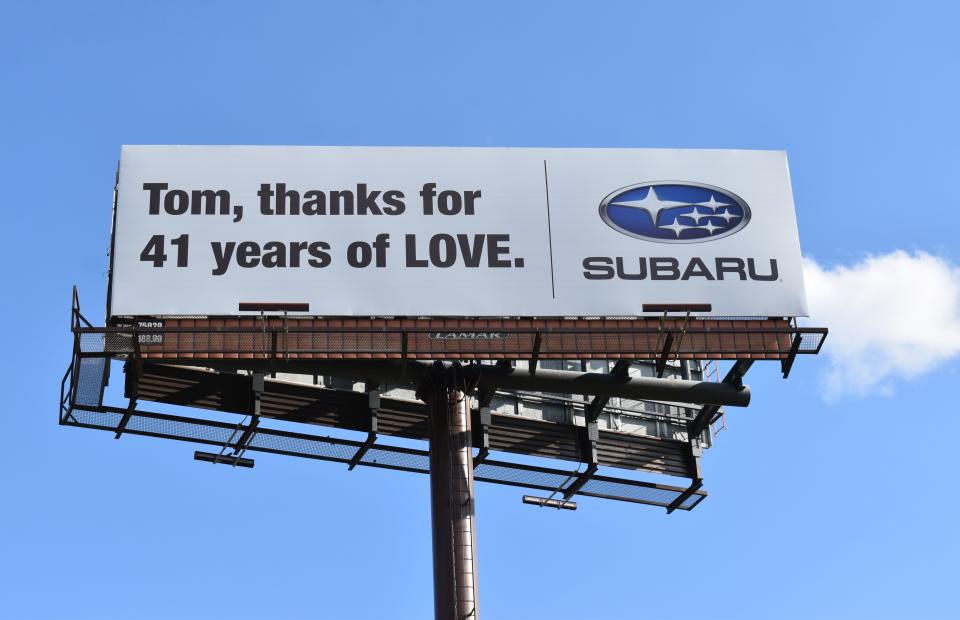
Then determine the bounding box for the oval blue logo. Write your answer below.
[599,182,751,243]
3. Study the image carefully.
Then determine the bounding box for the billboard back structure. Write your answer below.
[110,146,808,318]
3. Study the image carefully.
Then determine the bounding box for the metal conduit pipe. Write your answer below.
[476,366,749,407]
[202,359,751,407]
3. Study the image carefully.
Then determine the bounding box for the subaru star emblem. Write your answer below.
[599,182,751,243]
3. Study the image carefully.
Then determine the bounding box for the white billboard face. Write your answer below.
[110,146,808,317]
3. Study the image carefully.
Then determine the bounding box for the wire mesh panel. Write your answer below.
[78,332,135,355]
[577,476,705,510]
[73,357,107,407]
[70,407,122,429]
[248,432,359,462]
[359,447,430,473]
[475,462,579,492]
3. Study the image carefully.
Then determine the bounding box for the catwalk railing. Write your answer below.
[76,317,825,364]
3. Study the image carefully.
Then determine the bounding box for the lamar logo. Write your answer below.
[599,182,751,243]
[428,332,508,340]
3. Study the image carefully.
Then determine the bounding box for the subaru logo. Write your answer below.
[599,182,751,243]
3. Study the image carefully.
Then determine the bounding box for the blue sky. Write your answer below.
[2,1,959,619]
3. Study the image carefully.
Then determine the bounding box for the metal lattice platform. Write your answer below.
[60,403,706,511]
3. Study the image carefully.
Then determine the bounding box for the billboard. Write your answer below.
[110,146,808,317]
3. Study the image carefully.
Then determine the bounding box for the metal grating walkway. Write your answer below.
[62,404,706,511]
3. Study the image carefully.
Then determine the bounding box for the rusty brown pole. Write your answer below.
[418,362,480,620]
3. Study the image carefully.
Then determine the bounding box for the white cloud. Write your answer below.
[802,251,960,398]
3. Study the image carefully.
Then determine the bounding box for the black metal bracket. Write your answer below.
[563,462,598,500]
[193,411,261,468]
[654,309,695,377]
[667,440,704,513]
[781,334,803,379]
[666,478,703,513]
[584,359,631,423]
[655,333,676,378]
[250,372,264,417]
[400,332,409,380]
[348,390,380,470]
[563,422,600,499]
[688,360,753,439]
[463,363,482,397]
[473,406,492,468]
[231,415,261,455]
[529,332,542,376]
[115,395,136,439]
[579,421,600,464]
[115,336,143,439]
[194,373,265,467]
[232,373,264,456]
[477,360,510,408]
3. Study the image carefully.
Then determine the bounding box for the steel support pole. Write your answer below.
[419,365,480,620]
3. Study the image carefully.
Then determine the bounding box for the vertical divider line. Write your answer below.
[543,160,556,299]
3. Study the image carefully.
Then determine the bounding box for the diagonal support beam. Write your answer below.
[562,421,601,499]
[666,478,703,514]
[529,332,543,376]
[721,359,753,390]
[667,439,704,513]
[114,400,136,439]
[230,416,260,456]
[202,373,266,466]
[655,333,676,378]
[348,391,380,470]
[781,334,804,379]
[563,463,598,500]
[688,360,753,439]
[584,359,631,423]
[116,345,143,439]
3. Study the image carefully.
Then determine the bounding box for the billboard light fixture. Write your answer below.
[194,451,255,468]
[522,495,578,510]
[642,303,713,313]
[238,302,310,312]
